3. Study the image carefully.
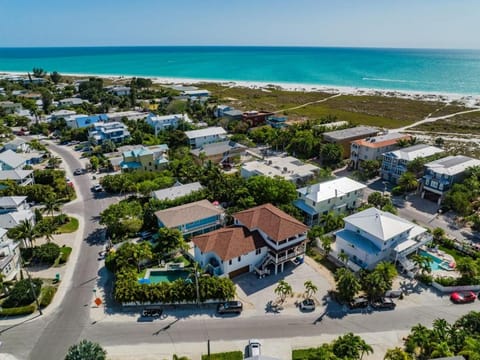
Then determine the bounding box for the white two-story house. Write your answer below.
[334,207,432,271]
[294,177,366,226]
[192,203,309,278]
[0,227,21,281]
[184,127,227,149]
[146,113,191,135]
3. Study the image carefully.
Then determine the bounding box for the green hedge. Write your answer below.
[201,351,243,360]
[40,286,57,308]
[54,246,72,267]
[292,348,318,360]
[0,303,36,316]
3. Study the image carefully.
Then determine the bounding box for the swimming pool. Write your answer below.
[418,250,453,271]
[139,270,189,284]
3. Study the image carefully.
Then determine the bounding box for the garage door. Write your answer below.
[229,266,250,278]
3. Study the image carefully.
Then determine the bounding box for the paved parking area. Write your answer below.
[234,261,332,316]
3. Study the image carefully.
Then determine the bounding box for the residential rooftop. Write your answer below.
[0,150,26,169]
[323,126,378,141]
[424,155,480,176]
[154,200,223,228]
[297,177,366,203]
[241,156,318,182]
[184,127,227,139]
[151,182,204,201]
[190,141,247,157]
[352,133,410,148]
[386,144,444,162]
[234,203,308,242]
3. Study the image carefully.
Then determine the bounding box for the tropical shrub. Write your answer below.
[2,279,42,308]
[33,243,61,264]
[65,339,107,360]
[40,286,57,307]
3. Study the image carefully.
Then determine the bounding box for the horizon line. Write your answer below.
[1,44,480,51]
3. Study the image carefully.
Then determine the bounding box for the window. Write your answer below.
[237,256,241,262]
[149,162,152,166]
[255,248,261,255]
[229,259,232,265]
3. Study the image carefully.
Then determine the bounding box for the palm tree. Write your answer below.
[65,339,107,360]
[9,219,38,248]
[332,332,373,360]
[320,236,333,257]
[303,280,318,299]
[42,195,62,217]
[411,253,431,275]
[36,218,57,243]
[274,280,293,304]
[47,156,62,169]
[337,251,349,266]
[459,337,480,360]
[398,172,419,194]
[363,270,388,301]
[321,211,344,233]
[375,261,398,290]
[383,347,412,360]
[456,257,478,279]
[405,324,433,358]
[396,139,411,148]
[334,267,361,303]
[430,341,453,358]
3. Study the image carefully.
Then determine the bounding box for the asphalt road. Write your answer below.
[1,144,479,359]
[0,141,113,360]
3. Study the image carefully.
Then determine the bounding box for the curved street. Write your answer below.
[0,141,478,360]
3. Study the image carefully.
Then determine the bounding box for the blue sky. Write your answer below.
[1,0,479,49]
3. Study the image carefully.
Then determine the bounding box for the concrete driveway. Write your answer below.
[234,261,332,316]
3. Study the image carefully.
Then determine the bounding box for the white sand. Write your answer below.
[2,70,480,107]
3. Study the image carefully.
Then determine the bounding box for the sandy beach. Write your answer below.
[1,70,480,108]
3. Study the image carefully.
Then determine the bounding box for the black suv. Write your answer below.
[371,297,396,309]
[349,296,369,309]
[142,307,163,317]
[217,301,243,314]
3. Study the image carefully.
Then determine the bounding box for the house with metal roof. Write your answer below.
[88,121,131,144]
[65,114,109,129]
[155,200,224,237]
[190,140,247,165]
[146,113,191,135]
[151,182,204,201]
[421,155,480,204]
[323,126,379,158]
[241,156,319,185]
[0,196,29,214]
[192,203,309,278]
[0,209,35,229]
[120,144,169,172]
[381,144,445,184]
[0,150,27,170]
[294,177,366,226]
[3,138,30,153]
[334,207,431,271]
[0,170,34,186]
[185,127,227,149]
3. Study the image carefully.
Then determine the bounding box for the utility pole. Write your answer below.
[23,261,42,316]
[195,270,200,307]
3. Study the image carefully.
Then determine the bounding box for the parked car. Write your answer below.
[450,291,477,304]
[141,307,163,317]
[349,296,369,309]
[92,184,103,192]
[248,339,261,357]
[217,301,243,314]
[74,168,85,175]
[98,250,107,260]
[371,297,396,309]
[384,290,403,298]
[299,298,315,311]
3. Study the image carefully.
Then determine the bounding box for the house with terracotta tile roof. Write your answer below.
[350,133,411,170]
[192,203,309,278]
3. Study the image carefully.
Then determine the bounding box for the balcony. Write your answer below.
[266,244,306,264]
[265,233,307,251]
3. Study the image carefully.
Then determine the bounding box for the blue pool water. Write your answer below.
[1,46,480,94]
[140,270,189,284]
[419,250,447,271]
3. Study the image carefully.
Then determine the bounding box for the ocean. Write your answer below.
[0,46,480,95]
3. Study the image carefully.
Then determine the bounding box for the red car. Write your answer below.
[450,291,477,303]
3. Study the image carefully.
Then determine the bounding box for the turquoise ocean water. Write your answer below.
[0,46,480,95]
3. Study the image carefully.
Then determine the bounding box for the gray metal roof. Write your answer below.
[0,170,33,180]
[191,141,247,157]
[152,182,204,201]
[0,150,26,169]
[323,126,378,141]
[0,196,27,208]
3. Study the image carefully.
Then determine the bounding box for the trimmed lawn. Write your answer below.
[201,351,243,360]
[56,217,79,233]
[54,246,72,267]
[292,348,318,360]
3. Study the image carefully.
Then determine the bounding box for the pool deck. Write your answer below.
[142,262,185,280]
[420,247,459,278]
